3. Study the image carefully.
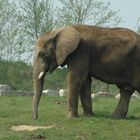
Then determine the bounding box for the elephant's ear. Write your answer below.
[55,26,81,65]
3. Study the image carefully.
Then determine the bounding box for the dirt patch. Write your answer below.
[11,125,55,131]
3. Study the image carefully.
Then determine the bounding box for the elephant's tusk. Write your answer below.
[38,71,45,79]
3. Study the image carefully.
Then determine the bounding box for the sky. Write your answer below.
[101,0,140,30]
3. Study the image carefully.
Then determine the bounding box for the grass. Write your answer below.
[0,96,140,140]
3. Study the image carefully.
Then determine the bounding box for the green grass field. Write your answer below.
[0,96,140,140]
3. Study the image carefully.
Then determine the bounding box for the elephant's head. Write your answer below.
[32,26,81,119]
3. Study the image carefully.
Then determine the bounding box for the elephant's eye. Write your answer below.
[39,52,48,59]
[39,52,50,61]
[39,52,45,57]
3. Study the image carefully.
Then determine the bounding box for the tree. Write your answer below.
[19,0,54,43]
[56,0,122,27]
[0,0,24,61]
[18,0,54,62]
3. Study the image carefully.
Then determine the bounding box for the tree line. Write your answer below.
[1,0,140,63]
[0,0,129,62]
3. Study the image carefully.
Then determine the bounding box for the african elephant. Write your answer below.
[33,24,140,120]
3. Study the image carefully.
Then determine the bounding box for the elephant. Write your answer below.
[32,24,140,120]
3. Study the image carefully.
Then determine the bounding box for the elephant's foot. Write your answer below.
[84,111,95,117]
[67,112,79,119]
[112,85,134,119]
[111,110,127,119]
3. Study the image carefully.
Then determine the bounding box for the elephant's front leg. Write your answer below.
[80,76,94,116]
[66,71,84,118]
[112,85,134,118]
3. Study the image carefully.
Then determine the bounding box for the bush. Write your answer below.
[0,61,118,93]
[0,61,32,90]
[0,61,67,90]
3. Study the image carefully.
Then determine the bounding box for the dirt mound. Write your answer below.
[11,125,54,131]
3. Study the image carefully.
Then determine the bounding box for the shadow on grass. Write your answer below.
[93,111,112,119]
[126,115,140,120]
[91,111,140,120]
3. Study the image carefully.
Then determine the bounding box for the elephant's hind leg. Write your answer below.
[80,76,94,116]
[112,85,134,119]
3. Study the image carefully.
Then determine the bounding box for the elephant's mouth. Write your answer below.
[37,61,51,80]
[37,66,49,80]
[37,61,58,80]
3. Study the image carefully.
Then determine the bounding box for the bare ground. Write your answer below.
[11,125,55,131]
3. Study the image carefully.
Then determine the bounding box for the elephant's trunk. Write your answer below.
[32,60,45,120]
[32,79,44,120]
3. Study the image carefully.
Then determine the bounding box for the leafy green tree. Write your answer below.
[0,0,24,61]
[56,0,123,27]
[18,0,54,62]
[19,0,54,42]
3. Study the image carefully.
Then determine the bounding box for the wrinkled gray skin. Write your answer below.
[33,24,140,120]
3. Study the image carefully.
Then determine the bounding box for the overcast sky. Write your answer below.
[101,0,140,30]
